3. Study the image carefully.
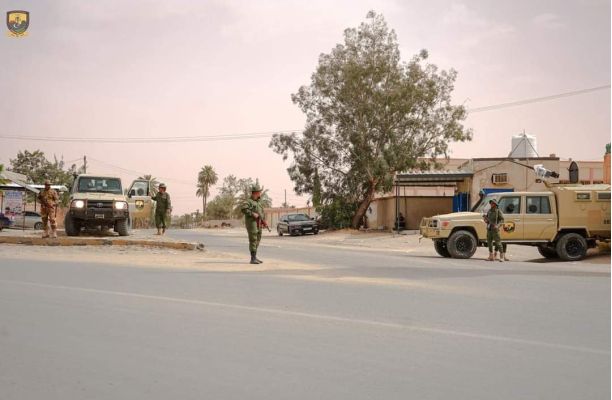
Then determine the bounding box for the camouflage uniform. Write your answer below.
[152,189,171,231]
[485,205,504,257]
[37,183,59,238]
[241,185,266,264]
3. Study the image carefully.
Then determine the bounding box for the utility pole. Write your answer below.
[284,189,287,208]
[83,155,87,174]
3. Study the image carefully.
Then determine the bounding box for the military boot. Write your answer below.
[487,252,495,261]
[499,253,506,262]
[503,253,510,261]
[255,251,263,264]
[42,228,49,238]
[51,229,58,239]
[156,228,161,235]
[162,227,166,235]
[250,251,260,265]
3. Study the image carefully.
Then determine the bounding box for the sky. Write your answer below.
[0,0,610,214]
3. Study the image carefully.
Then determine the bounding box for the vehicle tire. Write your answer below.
[537,245,558,259]
[313,230,319,235]
[64,214,80,236]
[447,230,477,259]
[34,222,43,230]
[556,233,587,261]
[115,218,130,237]
[434,239,452,257]
[277,227,283,236]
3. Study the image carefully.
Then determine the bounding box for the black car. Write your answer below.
[277,213,319,236]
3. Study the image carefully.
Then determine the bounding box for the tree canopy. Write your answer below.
[270,11,471,228]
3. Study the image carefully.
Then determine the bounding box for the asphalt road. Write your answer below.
[0,229,609,399]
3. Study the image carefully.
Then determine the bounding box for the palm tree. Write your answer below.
[138,174,159,196]
[196,165,218,221]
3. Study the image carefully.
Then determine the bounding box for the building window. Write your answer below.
[526,196,551,214]
[491,173,508,184]
[597,192,611,201]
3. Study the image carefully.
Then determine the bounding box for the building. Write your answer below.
[367,137,607,231]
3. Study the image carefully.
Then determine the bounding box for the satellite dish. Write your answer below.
[569,161,579,183]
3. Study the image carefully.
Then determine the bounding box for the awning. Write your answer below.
[394,171,473,186]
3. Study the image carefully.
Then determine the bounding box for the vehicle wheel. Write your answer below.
[277,227,283,236]
[313,230,319,235]
[115,218,130,237]
[34,222,43,230]
[64,214,80,236]
[447,230,477,259]
[537,245,558,259]
[433,239,452,257]
[556,233,587,261]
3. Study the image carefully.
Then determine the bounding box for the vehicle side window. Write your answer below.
[526,196,551,214]
[498,196,521,214]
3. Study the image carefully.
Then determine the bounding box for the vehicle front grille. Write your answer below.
[87,200,114,210]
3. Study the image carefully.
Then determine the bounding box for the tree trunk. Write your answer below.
[351,183,376,229]
[203,196,207,224]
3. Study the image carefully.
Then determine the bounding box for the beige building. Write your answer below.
[368,154,606,231]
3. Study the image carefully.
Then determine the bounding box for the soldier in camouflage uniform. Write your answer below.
[151,183,172,235]
[37,179,59,238]
[241,184,268,264]
[484,199,505,262]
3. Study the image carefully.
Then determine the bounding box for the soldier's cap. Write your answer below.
[44,179,51,185]
[251,184,263,192]
[158,183,167,188]
[488,198,498,205]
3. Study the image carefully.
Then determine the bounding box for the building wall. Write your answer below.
[605,153,611,184]
[370,196,453,230]
[559,160,604,184]
[468,158,560,207]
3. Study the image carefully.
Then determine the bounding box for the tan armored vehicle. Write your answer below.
[420,183,611,261]
[65,175,131,236]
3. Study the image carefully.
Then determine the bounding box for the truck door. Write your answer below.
[127,179,153,228]
[497,195,524,241]
[523,195,557,241]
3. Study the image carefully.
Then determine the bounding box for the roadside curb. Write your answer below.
[0,235,200,250]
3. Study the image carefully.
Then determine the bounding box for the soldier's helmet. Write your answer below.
[488,198,498,206]
[159,183,167,189]
[251,184,263,192]
[44,179,51,186]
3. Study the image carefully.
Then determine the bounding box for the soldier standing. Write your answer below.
[241,184,268,264]
[151,183,172,235]
[484,199,505,262]
[37,180,59,238]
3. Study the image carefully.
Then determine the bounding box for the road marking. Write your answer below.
[0,279,608,356]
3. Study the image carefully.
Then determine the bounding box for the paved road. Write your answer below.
[0,230,609,399]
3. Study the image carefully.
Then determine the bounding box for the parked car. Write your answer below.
[277,213,319,236]
[10,211,44,230]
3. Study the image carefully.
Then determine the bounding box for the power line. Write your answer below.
[467,84,610,113]
[0,130,299,144]
[87,157,194,186]
[0,84,608,144]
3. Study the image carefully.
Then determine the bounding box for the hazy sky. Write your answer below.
[1,0,610,213]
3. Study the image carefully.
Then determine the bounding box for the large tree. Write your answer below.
[195,165,218,221]
[270,11,472,228]
[0,164,8,184]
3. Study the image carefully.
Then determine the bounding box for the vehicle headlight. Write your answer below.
[114,201,127,210]
[72,200,85,209]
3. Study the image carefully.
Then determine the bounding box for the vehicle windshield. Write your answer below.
[77,177,123,194]
[287,214,311,222]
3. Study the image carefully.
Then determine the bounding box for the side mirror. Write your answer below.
[129,189,136,197]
